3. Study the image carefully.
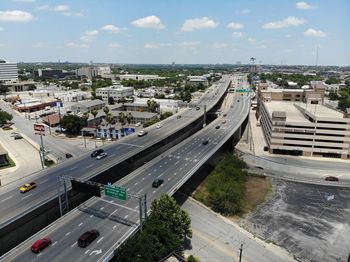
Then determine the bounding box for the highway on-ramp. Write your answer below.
[1,77,251,262]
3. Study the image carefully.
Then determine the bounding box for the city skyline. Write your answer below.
[0,0,349,65]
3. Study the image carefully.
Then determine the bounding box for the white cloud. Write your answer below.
[101,24,121,33]
[131,15,165,29]
[80,30,98,42]
[0,10,33,22]
[212,43,229,49]
[262,16,305,29]
[227,22,244,30]
[0,27,3,31]
[53,5,70,12]
[258,45,267,49]
[32,42,44,48]
[13,0,36,2]
[85,30,99,36]
[36,5,49,11]
[66,42,89,48]
[296,2,315,9]
[145,43,172,49]
[63,12,83,17]
[248,38,256,43]
[241,9,250,14]
[109,43,121,48]
[285,34,292,38]
[303,28,327,37]
[232,32,243,38]
[181,17,218,31]
[177,41,200,48]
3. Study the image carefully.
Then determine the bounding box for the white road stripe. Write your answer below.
[71,242,77,247]
[52,241,57,246]
[78,222,83,227]
[124,215,129,219]
[112,225,117,230]
[117,142,144,148]
[85,249,90,254]
[21,193,33,200]
[85,164,93,169]
[99,198,138,212]
[69,166,77,171]
[97,237,104,243]
[65,232,71,236]
[1,196,13,202]
[100,207,104,211]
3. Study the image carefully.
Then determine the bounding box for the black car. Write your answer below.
[152,179,164,188]
[65,153,73,159]
[177,115,182,119]
[202,140,209,145]
[14,134,23,140]
[215,126,220,129]
[77,230,100,248]
[91,149,104,157]
[196,106,200,110]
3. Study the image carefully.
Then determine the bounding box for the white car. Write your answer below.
[96,152,108,160]
[138,130,148,137]
[135,122,141,127]
[156,124,162,129]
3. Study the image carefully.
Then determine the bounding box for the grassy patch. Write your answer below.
[0,155,16,170]
[193,155,271,217]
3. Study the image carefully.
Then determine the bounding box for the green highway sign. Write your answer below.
[236,89,250,93]
[104,185,127,200]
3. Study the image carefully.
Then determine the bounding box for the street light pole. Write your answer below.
[239,243,243,262]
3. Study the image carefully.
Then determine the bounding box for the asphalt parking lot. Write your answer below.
[243,179,350,262]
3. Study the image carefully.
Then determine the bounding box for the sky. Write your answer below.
[0,0,349,65]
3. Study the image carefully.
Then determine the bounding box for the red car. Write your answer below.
[31,237,52,253]
[325,176,339,182]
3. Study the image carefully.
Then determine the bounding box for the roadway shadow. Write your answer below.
[78,205,138,228]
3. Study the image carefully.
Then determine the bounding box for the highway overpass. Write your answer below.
[0,76,234,255]
[1,76,251,262]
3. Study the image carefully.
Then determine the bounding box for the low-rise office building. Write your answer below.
[2,81,36,92]
[71,99,105,113]
[118,74,166,81]
[186,76,209,87]
[259,100,350,159]
[95,85,134,101]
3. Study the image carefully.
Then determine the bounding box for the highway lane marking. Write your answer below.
[109,154,116,157]
[137,189,143,194]
[65,232,71,236]
[69,166,77,171]
[99,198,138,213]
[85,249,90,255]
[109,208,118,216]
[117,142,144,148]
[97,237,104,244]
[86,164,93,169]
[21,193,33,200]
[52,241,57,246]
[168,178,171,181]
[142,177,145,180]
[100,207,105,211]
[134,182,138,186]
[148,173,152,176]
[1,195,13,202]
[124,215,129,219]
[90,215,94,218]
[153,169,157,172]
[40,179,49,184]
[112,225,117,230]
[174,172,177,176]
[78,222,83,227]
[37,253,42,257]
[175,161,179,165]
[153,190,156,194]
[71,242,77,247]
[135,205,138,209]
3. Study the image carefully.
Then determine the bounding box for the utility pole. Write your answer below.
[239,243,243,262]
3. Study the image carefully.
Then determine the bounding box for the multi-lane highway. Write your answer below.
[1,76,251,261]
[0,76,231,234]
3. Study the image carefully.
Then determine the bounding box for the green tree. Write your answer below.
[126,112,133,126]
[160,111,173,120]
[60,115,86,135]
[106,112,114,137]
[108,96,115,105]
[0,85,9,98]
[147,99,159,113]
[328,90,339,100]
[90,108,99,125]
[325,77,341,85]
[103,106,110,116]
[117,96,127,105]
[0,111,13,125]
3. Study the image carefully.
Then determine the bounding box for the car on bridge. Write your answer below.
[152,178,164,188]
[215,125,220,129]
[138,130,148,137]
[31,237,52,253]
[78,230,100,248]
[91,149,104,157]
[156,124,162,129]
[325,176,339,182]
[202,140,209,145]
[20,182,37,193]
[96,152,108,160]
[65,153,73,159]
[177,115,182,119]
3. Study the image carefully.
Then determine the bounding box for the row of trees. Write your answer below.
[0,110,13,125]
[195,154,248,216]
[260,73,323,87]
[113,194,191,262]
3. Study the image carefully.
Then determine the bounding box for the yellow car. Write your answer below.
[20,182,37,193]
